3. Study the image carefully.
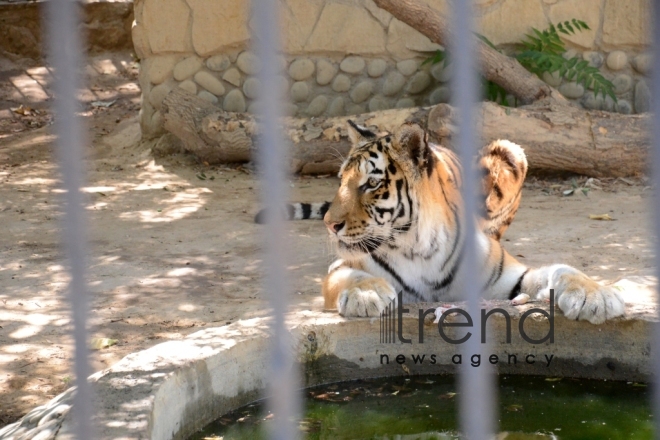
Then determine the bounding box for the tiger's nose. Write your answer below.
[325,220,345,234]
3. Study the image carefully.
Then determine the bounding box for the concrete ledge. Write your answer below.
[0,296,656,440]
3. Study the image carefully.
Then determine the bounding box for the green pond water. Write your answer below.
[189,375,652,440]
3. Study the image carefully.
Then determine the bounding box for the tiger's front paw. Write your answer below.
[337,277,396,317]
[553,274,625,324]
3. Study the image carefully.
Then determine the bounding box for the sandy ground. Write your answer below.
[0,52,656,427]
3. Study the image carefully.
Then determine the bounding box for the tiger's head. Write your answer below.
[324,120,449,258]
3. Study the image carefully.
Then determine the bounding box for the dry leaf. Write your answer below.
[589,214,615,221]
[598,126,608,135]
[90,338,118,350]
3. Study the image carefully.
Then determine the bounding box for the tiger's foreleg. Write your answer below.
[322,259,397,317]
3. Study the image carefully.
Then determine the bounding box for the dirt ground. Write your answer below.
[0,52,656,428]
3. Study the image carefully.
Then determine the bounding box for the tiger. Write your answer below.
[258,120,625,324]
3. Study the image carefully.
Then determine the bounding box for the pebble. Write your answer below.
[197,90,218,104]
[236,51,261,75]
[430,62,452,82]
[332,74,351,92]
[612,74,632,95]
[396,97,416,108]
[582,51,604,68]
[397,59,418,76]
[633,53,652,75]
[149,82,172,108]
[148,56,177,84]
[634,80,651,113]
[206,54,230,72]
[173,56,203,81]
[223,89,246,112]
[429,86,451,105]
[289,58,315,81]
[194,70,225,95]
[316,59,337,86]
[242,77,261,99]
[178,79,197,94]
[284,103,298,116]
[290,81,310,102]
[615,99,632,114]
[406,71,431,94]
[340,56,366,74]
[368,95,390,112]
[580,92,602,110]
[606,51,628,71]
[558,81,584,99]
[350,81,374,103]
[346,104,366,115]
[541,71,562,87]
[328,97,345,116]
[222,68,242,87]
[382,71,406,96]
[307,95,328,116]
[367,59,388,78]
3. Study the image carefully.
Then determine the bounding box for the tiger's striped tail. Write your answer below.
[254,202,331,224]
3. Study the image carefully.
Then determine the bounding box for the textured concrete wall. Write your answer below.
[132,0,652,138]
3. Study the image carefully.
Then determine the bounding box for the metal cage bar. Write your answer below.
[451,1,497,438]
[44,0,94,438]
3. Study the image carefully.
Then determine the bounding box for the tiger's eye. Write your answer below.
[368,177,379,187]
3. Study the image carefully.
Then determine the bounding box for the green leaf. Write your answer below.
[566,22,575,33]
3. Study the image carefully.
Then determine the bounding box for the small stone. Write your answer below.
[290,81,310,102]
[289,58,315,81]
[332,74,351,92]
[563,49,578,60]
[580,92,602,110]
[367,59,388,77]
[194,71,226,95]
[223,89,246,112]
[582,51,604,68]
[307,95,328,116]
[541,71,562,87]
[558,82,584,99]
[601,95,616,112]
[406,71,431,94]
[197,90,218,104]
[284,103,298,116]
[247,102,261,114]
[206,55,230,72]
[346,104,366,115]
[397,59,418,76]
[350,81,374,103]
[634,80,651,113]
[429,86,451,105]
[328,97,345,116]
[222,68,242,87]
[633,53,652,75]
[236,51,261,75]
[148,56,178,84]
[242,77,261,99]
[606,51,628,71]
[396,98,415,108]
[178,80,197,94]
[368,95,390,112]
[173,56,203,81]
[316,59,337,86]
[340,56,366,74]
[382,71,406,96]
[612,74,633,95]
[615,99,632,114]
[149,82,172,108]
[430,62,452,83]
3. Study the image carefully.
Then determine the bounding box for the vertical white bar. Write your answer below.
[252,1,301,439]
[44,1,93,438]
[451,0,497,438]
[649,1,660,438]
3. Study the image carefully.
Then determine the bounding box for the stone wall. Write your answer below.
[133,0,652,138]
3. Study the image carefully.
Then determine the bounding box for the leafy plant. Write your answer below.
[425,20,617,105]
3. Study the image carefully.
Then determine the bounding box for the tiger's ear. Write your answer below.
[346,120,377,146]
[394,123,433,176]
